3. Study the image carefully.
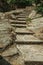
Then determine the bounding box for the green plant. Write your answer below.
[36,4,43,15]
[26,17,31,23]
[0,0,43,13]
[26,17,32,26]
[26,17,31,22]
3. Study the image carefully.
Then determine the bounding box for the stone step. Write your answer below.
[15,28,34,34]
[17,45,43,62]
[19,14,26,16]
[17,18,26,21]
[10,20,26,24]
[11,24,26,28]
[16,15,26,18]
[18,15,26,17]
[19,13,27,16]
[2,44,18,57]
[15,35,43,44]
[11,21,26,24]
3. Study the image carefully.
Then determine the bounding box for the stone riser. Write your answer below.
[10,20,26,24]
[25,61,43,65]
[11,22,26,24]
[15,32,34,34]
[15,27,34,34]
[16,14,26,17]
[15,41,43,44]
[17,19,26,21]
[11,24,26,28]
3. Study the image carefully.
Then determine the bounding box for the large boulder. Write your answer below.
[0,19,15,49]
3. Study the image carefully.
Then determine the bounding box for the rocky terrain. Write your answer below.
[0,8,43,65]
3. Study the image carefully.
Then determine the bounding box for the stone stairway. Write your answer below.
[10,12,43,44]
[10,10,43,65]
[0,10,43,65]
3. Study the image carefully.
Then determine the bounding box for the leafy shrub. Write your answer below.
[33,0,40,5]
[36,4,43,15]
[0,0,43,14]
[0,0,11,12]
[6,0,33,6]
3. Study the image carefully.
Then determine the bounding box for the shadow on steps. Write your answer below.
[0,55,11,65]
[25,61,43,65]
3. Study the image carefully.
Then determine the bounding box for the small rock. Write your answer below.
[28,10,36,19]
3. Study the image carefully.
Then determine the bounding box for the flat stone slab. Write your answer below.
[12,21,26,24]
[0,20,12,49]
[17,18,26,21]
[17,44,43,61]
[0,33,13,50]
[19,14,26,16]
[15,28,34,34]
[16,15,26,18]
[2,44,18,57]
[10,19,26,24]
[18,15,26,17]
[15,35,43,43]
[27,17,43,30]
[5,9,24,15]
[11,24,26,27]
